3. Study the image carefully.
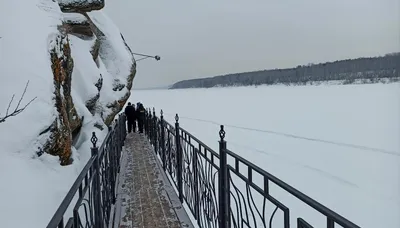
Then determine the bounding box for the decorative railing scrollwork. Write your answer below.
[46,114,127,228]
[146,108,361,228]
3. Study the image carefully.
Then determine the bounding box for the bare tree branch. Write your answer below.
[0,81,37,123]
[5,94,14,117]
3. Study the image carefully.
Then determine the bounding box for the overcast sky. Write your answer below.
[104,0,399,89]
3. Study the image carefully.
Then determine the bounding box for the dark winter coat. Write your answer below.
[137,105,146,121]
[124,105,136,121]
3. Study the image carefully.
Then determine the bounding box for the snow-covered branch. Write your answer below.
[0,81,37,123]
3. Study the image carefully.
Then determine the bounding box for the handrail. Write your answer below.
[179,126,219,158]
[144,108,361,228]
[46,157,96,228]
[46,114,127,228]
[225,148,358,228]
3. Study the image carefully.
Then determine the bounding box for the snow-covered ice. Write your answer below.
[132,82,400,228]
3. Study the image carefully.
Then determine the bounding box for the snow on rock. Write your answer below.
[59,0,104,13]
[87,10,136,125]
[69,35,100,110]
[0,0,135,226]
[62,14,94,38]
[47,33,82,165]
[62,12,87,23]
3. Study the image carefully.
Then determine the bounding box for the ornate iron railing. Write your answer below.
[144,108,361,228]
[46,114,127,228]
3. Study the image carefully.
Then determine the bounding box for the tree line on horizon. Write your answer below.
[169,52,400,89]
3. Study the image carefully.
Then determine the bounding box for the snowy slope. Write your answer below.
[0,0,134,227]
[133,83,400,228]
[0,0,59,160]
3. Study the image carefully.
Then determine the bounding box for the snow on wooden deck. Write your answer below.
[113,132,194,228]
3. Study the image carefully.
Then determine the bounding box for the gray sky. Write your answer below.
[104,0,399,89]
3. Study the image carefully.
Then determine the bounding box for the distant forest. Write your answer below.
[170,52,400,89]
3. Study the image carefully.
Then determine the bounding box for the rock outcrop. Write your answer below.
[46,35,82,165]
[43,0,136,165]
[63,19,93,38]
[58,0,105,13]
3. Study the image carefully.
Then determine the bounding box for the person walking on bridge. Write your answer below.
[131,103,137,132]
[124,102,136,133]
[137,103,146,133]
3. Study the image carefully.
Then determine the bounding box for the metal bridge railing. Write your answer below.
[144,107,361,228]
[46,114,127,228]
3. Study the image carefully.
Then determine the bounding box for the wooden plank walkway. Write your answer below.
[112,132,194,228]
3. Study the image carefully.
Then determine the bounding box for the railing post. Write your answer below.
[149,108,152,138]
[122,113,127,140]
[149,109,152,142]
[153,108,158,154]
[175,114,183,203]
[167,129,172,176]
[160,110,166,171]
[120,114,125,147]
[116,118,122,171]
[114,122,121,173]
[150,108,154,145]
[194,146,200,221]
[91,132,103,228]
[108,125,117,204]
[143,111,147,136]
[147,109,152,139]
[116,115,120,139]
[145,109,149,136]
[327,218,334,228]
[218,125,228,228]
[115,119,120,160]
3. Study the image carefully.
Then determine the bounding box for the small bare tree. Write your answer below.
[0,80,37,123]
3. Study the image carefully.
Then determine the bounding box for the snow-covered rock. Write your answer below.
[59,0,104,13]
[0,0,135,226]
[47,34,82,165]
[63,15,94,38]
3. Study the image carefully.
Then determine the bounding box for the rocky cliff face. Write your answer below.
[43,35,80,165]
[43,0,136,165]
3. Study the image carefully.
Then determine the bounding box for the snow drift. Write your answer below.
[0,0,135,226]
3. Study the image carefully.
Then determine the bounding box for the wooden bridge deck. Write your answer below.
[112,132,193,228]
